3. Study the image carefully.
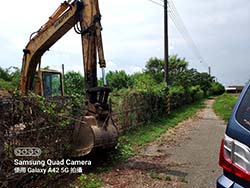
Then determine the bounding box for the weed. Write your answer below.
[165,176,171,181]
[75,173,102,188]
[149,172,162,180]
[179,177,188,183]
[108,140,134,163]
[213,94,238,121]
[96,166,112,173]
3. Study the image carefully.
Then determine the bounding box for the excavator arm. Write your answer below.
[20,0,80,94]
[18,0,118,157]
[19,0,106,95]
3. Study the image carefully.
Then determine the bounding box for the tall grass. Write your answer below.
[213,93,238,121]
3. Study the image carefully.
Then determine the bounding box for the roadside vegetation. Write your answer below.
[0,67,20,90]
[106,56,224,131]
[213,93,238,121]
[0,55,225,188]
[110,99,205,163]
[0,55,225,132]
[71,173,102,188]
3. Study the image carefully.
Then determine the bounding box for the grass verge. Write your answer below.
[110,99,205,162]
[70,173,102,188]
[213,93,238,121]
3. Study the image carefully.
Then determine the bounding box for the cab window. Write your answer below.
[42,72,62,97]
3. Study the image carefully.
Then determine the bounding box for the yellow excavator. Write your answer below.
[18,0,118,156]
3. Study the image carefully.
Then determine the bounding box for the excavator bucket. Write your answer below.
[72,115,119,157]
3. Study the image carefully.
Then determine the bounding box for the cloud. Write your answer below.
[127,66,142,74]
[106,61,116,68]
[0,0,249,86]
[168,0,250,85]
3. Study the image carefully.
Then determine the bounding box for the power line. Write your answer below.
[167,0,209,67]
[169,12,207,67]
[145,0,209,68]
[146,0,164,7]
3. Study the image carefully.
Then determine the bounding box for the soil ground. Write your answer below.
[100,99,226,188]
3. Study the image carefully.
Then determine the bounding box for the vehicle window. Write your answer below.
[236,86,250,128]
[43,73,62,97]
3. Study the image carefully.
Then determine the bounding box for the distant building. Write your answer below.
[225,86,244,93]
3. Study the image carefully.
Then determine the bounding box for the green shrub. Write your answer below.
[209,82,225,96]
[76,174,102,188]
[106,70,134,90]
[213,93,237,121]
[187,85,204,102]
[0,79,15,90]
[64,71,85,96]
[112,87,166,130]
[169,86,185,109]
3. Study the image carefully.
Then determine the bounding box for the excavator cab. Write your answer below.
[32,69,63,97]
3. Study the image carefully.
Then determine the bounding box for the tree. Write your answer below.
[144,57,164,84]
[194,72,214,96]
[131,72,161,91]
[0,66,20,90]
[64,71,85,96]
[9,67,20,88]
[106,70,134,90]
[0,67,12,82]
[144,56,190,85]
[209,82,225,95]
[168,55,189,86]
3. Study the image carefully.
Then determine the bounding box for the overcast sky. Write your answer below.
[0,0,250,86]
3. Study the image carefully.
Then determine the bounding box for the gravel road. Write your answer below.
[101,99,226,188]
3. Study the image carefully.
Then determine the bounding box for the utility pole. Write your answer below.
[164,0,169,84]
[164,0,170,114]
[208,66,211,75]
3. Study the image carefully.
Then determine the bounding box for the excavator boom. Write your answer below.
[17,0,118,157]
[20,0,81,95]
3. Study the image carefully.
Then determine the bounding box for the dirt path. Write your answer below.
[101,99,226,188]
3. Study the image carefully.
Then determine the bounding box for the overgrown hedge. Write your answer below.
[111,82,218,131]
[112,88,165,131]
[111,79,225,131]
